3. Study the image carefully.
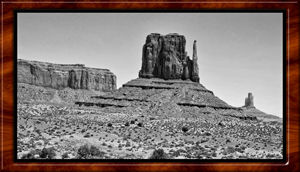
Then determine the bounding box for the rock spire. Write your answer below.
[244,93,255,108]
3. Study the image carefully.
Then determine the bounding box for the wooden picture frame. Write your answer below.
[1,0,299,171]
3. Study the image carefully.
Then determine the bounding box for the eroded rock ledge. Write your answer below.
[18,59,116,91]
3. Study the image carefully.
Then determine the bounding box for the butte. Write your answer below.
[76,33,257,120]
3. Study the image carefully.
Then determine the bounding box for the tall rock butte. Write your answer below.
[244,93,255,108]
[139,33,200,82]
[18,59,117,91]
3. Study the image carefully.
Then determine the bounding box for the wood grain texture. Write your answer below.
[1,0,299,171]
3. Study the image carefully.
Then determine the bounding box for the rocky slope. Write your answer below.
[18,59,116,91]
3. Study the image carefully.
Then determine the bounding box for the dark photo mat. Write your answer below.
[1,1,299,172]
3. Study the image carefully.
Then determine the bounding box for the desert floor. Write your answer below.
[17,102,283,160]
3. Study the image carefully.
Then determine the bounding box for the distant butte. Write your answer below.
[241,93,280,119]
[18,59,117,91]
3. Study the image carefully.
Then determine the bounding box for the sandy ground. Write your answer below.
[17,102,283,160]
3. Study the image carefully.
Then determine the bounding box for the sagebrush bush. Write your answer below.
[77,144,90,158]
[84,134,91,138]
[77,144,104,159]
[125,122,130,126]
[137,122,143,127]
[182,126,189,132]
[227,146,235,154]
[149,117,155,120]
[107,123,112,127]
[39,147,56,159]
[62,152,69,159]
[149,149,168,159]
[90,145,102,156]
[204,132,212,136]
[172,150,180,157]
[20,152,35,159]
[39,148,48,158]
[47,147,56,159]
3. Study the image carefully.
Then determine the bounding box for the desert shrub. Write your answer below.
[149,149,168,159]
[90,145,102,156]
[39,148,48,158]
[20,152,35,159]
[35,129,41,134]
[235,148,244,153]
[177,149,187,153]
[186,153,192,159]
[20,154,27,159]
[182,126,189,132]
[31,149,42,155]
[130,120,135,124]
[125,122,130,127]
[77,144,105,159]
[196,154,203,159]
[137,122,143,127]
[107,123,112,127]
[47,147,56,159]
[195,141,201,145]
[204,132,212,136]
[149,117,155,120]
[28,152,35,159]
[135,119,138,121]
[77,144,90,159]
[218,122,225,127]
[227,146,236,154]
[39,147,56,159]
[172,150,180,157]
[125,141,131,147]
[240,146,247,150]
[62,152,69,159]
[84,134,90,138]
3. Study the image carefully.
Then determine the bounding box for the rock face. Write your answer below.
[139,33,200,82]
[244,93,255,107]
[18,59,117,91]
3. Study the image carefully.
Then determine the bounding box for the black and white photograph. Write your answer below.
[16,11,284,160]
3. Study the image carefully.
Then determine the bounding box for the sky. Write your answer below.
[17,12,283,117]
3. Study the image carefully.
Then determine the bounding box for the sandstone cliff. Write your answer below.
[18,59,116,91]
[139,33,200,82]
